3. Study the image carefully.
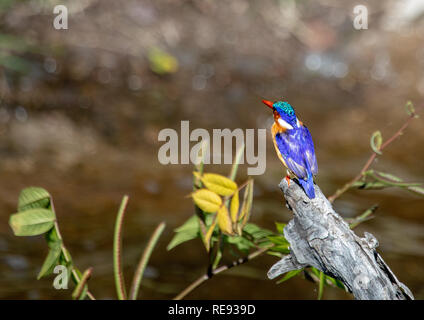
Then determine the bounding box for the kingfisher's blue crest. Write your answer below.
[262,99,318,199]
[273,101,297,126]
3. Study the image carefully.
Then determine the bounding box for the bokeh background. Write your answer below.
[0,0,423,299]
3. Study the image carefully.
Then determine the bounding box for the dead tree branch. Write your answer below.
[268,178,414,300]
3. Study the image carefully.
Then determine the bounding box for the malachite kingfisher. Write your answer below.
[262,99,318,199]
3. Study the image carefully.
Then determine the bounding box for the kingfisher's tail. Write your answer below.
[298,173,315,199]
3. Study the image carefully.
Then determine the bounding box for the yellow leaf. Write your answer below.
[239,180,254,225]
[217,206,233,235]
[230,190,239,223]
[201,173,237,196]
[148,47,178,75]
[204,217,217,252]
[192,189,222,213]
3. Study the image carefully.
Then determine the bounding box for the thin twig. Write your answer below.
[72,267,93,300]
[173,245,272,300]
[129,222,166,300]
[348,204,378,229]
[328,113,417,203]
[51,199,96,300]
[113,195,129,300]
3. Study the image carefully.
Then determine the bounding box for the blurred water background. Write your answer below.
[0,0,423,299]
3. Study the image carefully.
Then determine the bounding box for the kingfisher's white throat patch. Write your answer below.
[278,118,294,130]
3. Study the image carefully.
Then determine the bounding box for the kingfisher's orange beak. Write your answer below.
[262,99,274,109]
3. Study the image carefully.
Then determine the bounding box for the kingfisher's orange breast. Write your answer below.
[271,122,288,169]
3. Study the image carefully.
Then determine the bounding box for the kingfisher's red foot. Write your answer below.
[285,175,291,186]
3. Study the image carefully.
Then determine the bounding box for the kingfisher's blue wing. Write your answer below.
[274,131,308,179]
[274,125,318,179]
[300,125,318,175]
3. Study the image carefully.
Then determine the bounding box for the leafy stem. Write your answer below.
[50,199,96,300]
[328,109,418,203]
[129,221,166,300]
[173,244,273,300]
[113,195,129,300]
[72,267,93,300]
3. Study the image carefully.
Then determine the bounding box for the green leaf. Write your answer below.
[352,181,387,190]
[58,253,73,283]
[225,236,254,254]
[405,100,415,116]
[201,173,238,196]
[358,171,422,191]
[275,222,286,234]
[243,223,268,234]
[18,187,51,211]
[374,171,403,182]
[376,179,420,188]
[277,269,303,284]
[267,235,290,246]
[309,267,321,277]
[243,223,274,242]
[269,245,290,254]
[266,251,284,258]
[370,131,383,155]
[45,227,61,248]
[167,215,200,250]
[326,275,346,290]
[192,189,222,213]
[37,241,62,279]
[9,208,55,236]
[407,185,424,196]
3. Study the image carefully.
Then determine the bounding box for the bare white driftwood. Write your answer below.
[267,178,414,300]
